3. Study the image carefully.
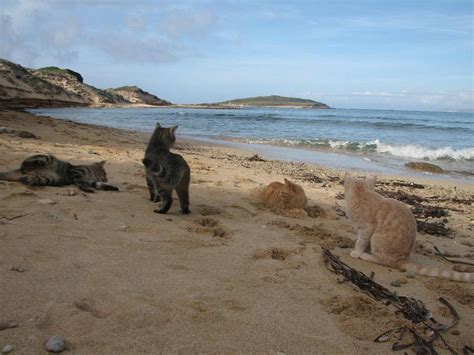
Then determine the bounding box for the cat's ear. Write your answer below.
[156,122,161,128]
[96,160,106,167]
[170,125,178,134]
[284,178,291,186]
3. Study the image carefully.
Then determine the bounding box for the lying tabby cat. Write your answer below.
[143,123,191,214]
[0,154,119,193]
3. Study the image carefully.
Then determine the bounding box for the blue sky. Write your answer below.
[1,0,473,111]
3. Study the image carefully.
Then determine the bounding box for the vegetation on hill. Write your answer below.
[219,95,330,108]
[36,66,84,83]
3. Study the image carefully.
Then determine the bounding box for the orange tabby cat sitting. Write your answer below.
[255,178,308,210]
[344,172,472,282]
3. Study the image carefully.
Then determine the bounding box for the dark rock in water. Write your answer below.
[405,162,443,173]
[45,336,65,353]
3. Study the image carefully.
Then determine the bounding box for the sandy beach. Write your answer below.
[0,110,473,354]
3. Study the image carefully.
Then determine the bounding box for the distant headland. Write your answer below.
[0,58,330,110]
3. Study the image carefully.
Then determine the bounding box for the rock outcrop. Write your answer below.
[32,67,129,106]
[0,58,171,108]
[106,86,171,106]
[0,59,88,108]
[405,162,444,174]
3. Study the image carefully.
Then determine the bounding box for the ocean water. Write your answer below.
[29,107,474,180]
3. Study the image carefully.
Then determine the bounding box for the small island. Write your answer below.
[174,95,331,109]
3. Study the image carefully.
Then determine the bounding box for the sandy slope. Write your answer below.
[0,110,473,354]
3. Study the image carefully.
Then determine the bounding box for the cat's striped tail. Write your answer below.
[399,261,472,283]
[0,169,23,181]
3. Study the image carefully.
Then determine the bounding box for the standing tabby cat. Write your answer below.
[143,123,191,214]
[344,173,472,282]
[0,154,119,193]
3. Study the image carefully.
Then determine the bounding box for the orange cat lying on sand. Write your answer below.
[254,178,308,210]
[344,173,472,282]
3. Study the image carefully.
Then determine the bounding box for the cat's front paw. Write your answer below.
[350,250,361,259]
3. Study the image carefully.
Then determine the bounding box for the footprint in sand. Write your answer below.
[253,248,294,261]
[187,217,232,239]
[73,298,108,319]
[321,295,399,341]
[196,205,222,216]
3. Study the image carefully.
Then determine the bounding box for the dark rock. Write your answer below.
[405,162,443,173]
[45,336,65,353]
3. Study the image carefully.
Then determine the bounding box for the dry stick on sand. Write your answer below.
[433,246,474,267]
[322,249,464,354]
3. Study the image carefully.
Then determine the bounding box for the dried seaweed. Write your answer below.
[417,220,454,238]
[377,180,425,189]
[247,154,266,162]
[411,205,449,219]
[378,189,424,205]
[323,249,463,354]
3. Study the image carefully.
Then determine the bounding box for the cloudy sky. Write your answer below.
[1,0,472,111]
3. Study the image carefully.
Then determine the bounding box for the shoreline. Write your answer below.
[26,106,474,184]
[0,109,473,353]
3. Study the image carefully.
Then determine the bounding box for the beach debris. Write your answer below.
[453,265,474,273]
[390,280,401,287]
[376,180,425,189]
[2,344,14,353]
[10,266,25,273]
[304,204,326,218]
[0,126,39,139]
[0,321,19,331]
[38,199,56,205]
[44,336,65,353]
[417,220,454,238]
[298,172,323,183]
[247,154,266,162]
[56,189,77,196]
[332,204,346,217]
[378,189,423,205]
[411,205,448,219]
[405,162,444,174]
[17,131,38,139]
[322,249,463,354]
[433,246,474,267]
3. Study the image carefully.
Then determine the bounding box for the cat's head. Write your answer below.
[283,178,308,208]
[151,122,178,148]
[92,160,108,182]
[344,173,376,192]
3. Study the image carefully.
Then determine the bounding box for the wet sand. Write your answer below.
[0,110,473,354]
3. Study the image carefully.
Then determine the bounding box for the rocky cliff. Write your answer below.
[0,59,88,108]
[106,86,171,106]
[0,58,171,108]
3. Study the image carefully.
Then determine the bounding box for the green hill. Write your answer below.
[219,95,330,108]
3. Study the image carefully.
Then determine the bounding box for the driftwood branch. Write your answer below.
[322,249,464,354]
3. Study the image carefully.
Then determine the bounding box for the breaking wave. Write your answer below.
[246,138,474,161]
